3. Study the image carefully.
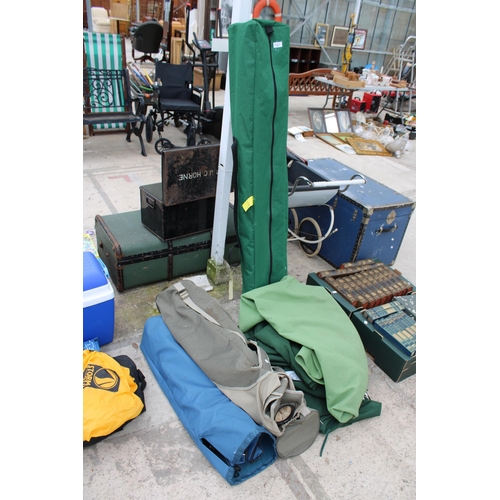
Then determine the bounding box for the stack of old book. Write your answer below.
[317,260,416,356]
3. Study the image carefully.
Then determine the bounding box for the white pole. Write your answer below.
[354,0,362,24]
[209,0,253,266]
[86,0,93,31]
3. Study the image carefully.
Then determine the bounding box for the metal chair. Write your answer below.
[83,32,127,133]
[83,68,147,156]
[130,21,164,63]
[146,61,210,153]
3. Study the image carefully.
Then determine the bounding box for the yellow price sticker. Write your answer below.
[242,196,254,212]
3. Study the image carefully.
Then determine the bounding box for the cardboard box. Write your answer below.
[333,74,365,88]
[170,37,183,65]
[110,3,128,19]
[306,267,416,383]
[288,126,314,138]
[193,67,223,91]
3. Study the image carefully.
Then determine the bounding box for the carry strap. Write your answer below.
[174,282,249,346]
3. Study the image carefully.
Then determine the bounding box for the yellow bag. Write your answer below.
[83,350,146,446]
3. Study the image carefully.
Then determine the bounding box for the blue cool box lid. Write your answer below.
[83,338,101,351]
[83,251,107,291]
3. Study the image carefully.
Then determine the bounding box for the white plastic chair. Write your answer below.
[91,7,111,34]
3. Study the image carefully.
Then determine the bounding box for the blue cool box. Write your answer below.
[83,251,114,345]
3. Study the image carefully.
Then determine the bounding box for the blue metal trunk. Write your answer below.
[292,158,415,267]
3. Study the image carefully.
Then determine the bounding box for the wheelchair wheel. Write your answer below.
[145,115,154,143]
[184,125,197,147]
[155,138,174,154]
[297,217,322,258]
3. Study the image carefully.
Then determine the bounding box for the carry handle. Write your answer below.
[309,177,366,190]
[288,174,366,196]
[338,174,366,193]
[252,0,283,22]
[248,341,264,371]
[146,196,156,209]
[375,223,398,235]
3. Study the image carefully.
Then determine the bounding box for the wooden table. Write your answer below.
[314,76,411,115]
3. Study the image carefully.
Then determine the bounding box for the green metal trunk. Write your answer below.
[95,209,239,292]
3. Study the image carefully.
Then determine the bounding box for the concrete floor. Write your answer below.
[83,46,416,499]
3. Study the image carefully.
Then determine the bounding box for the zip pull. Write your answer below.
[234,464,241,478]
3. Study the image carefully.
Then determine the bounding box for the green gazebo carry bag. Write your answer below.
[228,19,290,293]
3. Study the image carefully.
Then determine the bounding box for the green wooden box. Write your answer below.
[306,270,416,383]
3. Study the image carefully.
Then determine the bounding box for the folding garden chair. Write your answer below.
[83,32,127,133]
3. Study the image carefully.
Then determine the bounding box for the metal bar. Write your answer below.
[210,0,254,266]
[362,1,415,14]
[310,179,366,189]
[354,0,362,24]
[288,0,333,65]
[289,0,330,36]
[86,0,93,31]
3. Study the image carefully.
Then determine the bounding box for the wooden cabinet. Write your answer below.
[289,46,321,74]
[110,0,131,36]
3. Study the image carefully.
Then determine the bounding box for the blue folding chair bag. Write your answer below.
[140,316,277,485]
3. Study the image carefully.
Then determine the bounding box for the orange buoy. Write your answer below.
[252,0,282,22]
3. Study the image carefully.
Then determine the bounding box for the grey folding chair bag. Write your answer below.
[155,280,319,456]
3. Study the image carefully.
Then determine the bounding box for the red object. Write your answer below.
[350,98,366,112]
[253,0,282,21]
[363,92,382,113]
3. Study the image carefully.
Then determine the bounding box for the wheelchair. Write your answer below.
[145,61,212,154]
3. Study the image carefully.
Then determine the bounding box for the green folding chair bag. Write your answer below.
[228,19,290,293]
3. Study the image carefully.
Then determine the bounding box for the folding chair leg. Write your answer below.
[126,124,148,157]
[137,134,147,157]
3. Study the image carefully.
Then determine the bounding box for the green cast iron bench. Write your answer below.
[83,67,147,156]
